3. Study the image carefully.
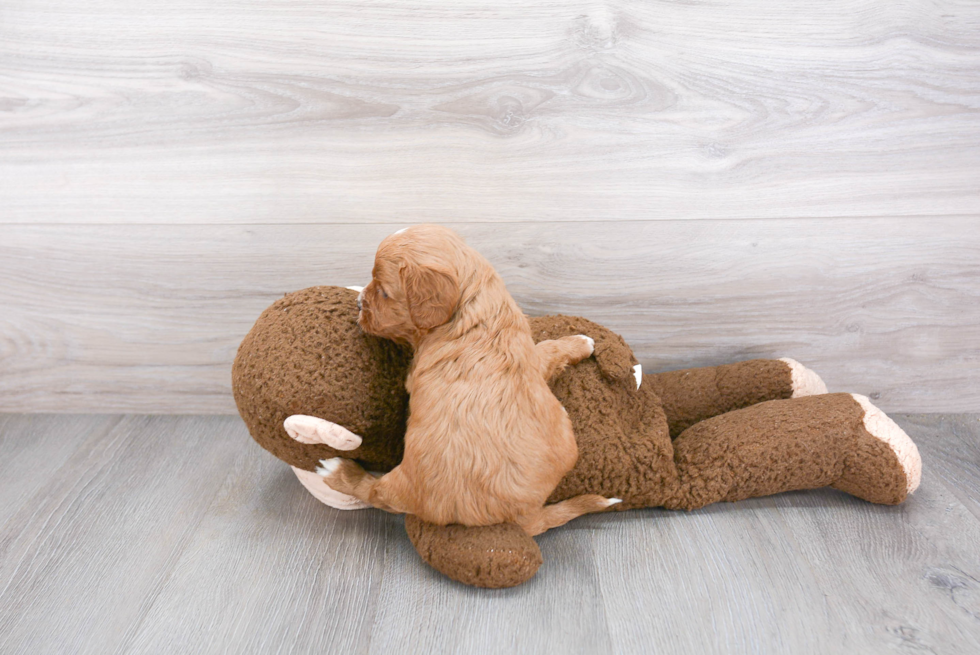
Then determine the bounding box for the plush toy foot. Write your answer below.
[292,466,371,510]
[284,415,362,451]
[405,516,543,589]
[778,358,828,397]
[834,394,922,503]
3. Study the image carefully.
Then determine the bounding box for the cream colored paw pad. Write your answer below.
[850,394,922,494]
[780,358,828,397]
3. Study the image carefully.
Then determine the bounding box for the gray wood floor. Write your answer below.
[1,414,978,654]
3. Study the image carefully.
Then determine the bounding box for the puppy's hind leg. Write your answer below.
[317,458,377,502]
[317,459,413,515]
[535,335,595,382]
[516,495,621,536]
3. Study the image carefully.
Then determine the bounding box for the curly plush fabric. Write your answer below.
[233,287,411,471]
[404,516,542,589]
[646,360,795,438]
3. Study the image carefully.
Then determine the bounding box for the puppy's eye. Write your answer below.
[380,289,388,299]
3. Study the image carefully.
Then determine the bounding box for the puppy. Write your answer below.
[318,225,619,535]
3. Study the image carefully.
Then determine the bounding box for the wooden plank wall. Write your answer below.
[1,1,978,413]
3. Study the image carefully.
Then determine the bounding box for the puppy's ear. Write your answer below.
[400,263,459,330]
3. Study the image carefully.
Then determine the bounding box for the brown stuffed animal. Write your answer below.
[232,286,922,588]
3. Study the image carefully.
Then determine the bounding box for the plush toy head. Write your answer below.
[232,286,411,472]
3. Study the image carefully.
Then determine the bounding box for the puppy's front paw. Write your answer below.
[284,415,363,451]
[554,334,596,368]
[576,335,595,355]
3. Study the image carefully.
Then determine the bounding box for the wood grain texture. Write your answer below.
[1,218,977,413]
[592,474,980,654]
[903,414,980,524]
[0,413,978,654]
[2,1,979,224]
[368,522,613,655]
[124,436,391,654]
[0,414,118,528]
[0,415,247,654]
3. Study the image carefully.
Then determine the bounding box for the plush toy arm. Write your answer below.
[404,516,543,588]
[284,414,363,450]
[662,393,921,510]
[646,358,827,438]
[591,335,639,383]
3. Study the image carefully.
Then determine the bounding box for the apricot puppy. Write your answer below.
[317,225,618,535]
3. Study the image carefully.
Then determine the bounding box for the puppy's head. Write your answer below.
[357,225,464,345]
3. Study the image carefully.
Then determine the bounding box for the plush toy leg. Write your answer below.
[663,393,921,510]
[646,358,828,438]
[405,516,543,588]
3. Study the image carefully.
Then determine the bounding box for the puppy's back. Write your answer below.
[404,292,578,525]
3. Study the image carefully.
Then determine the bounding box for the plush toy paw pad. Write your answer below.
[284,415,363,451]
[850,394,922,494]
[780,358,828,397]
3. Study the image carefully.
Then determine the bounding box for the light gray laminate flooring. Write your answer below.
[0,413,978,654]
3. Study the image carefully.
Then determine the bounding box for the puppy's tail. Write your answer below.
[517,495,621,536]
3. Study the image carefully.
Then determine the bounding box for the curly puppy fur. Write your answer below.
[321,225,617,535]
